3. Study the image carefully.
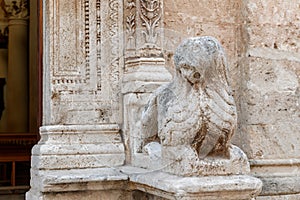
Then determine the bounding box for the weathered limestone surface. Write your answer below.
[164,1,299,180]
[29,0,126,191]
[122,0,173,166]
[239,0,300,197]
[27,0,299,199]
[257,194,300,200]
[121,166,262,200]
[124,36,261,199]
[27,166,263,200]
[241,0,300,160]
[163,0,243,91]
[44,0,124,125]
[31,125,125,170]
[27,125,126,198]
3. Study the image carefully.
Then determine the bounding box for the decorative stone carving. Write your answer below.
[139,0,162,48]
[137,0,162,57]
[122,0,171,167]
[1,0,28,19]
[141,36,250,176]
[125,0,136,50]
[124,0,163,59]
[47,0,123,125]
[26,1,126,198]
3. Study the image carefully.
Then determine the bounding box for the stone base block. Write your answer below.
[162,145,250,176]
[121,166,263,200]
[26,168,129,200]
[133,145,250,177]
[32,124,125,170]
[122,57,172,94]
[26,166,262,200]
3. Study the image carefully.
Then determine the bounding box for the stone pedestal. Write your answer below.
[26,124,126,199]
[6,18,28,132]
[27,166,262,200]
[122,0,172,165]
[123,166,262,200]
[29,125,125,169]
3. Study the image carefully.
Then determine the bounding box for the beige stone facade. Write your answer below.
[26,0,299,199]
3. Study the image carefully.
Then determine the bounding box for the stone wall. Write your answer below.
[241,1,300,197]
[242,0,300,160]
[164,0,243,88]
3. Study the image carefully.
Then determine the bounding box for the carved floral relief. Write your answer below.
[125,0,136,49]
[139,0,162,48]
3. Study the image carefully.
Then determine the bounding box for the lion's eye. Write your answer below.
[193,72,201,79]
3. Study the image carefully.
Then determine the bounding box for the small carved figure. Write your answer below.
[141,36,249,176]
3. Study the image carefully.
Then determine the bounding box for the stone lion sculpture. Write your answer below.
[140,36,249,176]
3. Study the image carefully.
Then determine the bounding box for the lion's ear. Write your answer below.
[214,52,229,86]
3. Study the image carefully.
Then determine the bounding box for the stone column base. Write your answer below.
[31,124,125,170]
[26,168,129,200]
[27,166,262,200]
[27,124,126,199]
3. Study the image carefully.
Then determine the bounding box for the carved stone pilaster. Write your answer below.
[123,0,169,93]
[123,0,168,94]
[122,0,171,166]
[124,0,163,60]
[27,1,126,198]
[124,0,136,52]
[43,0,123,125]
[138,0,162,49]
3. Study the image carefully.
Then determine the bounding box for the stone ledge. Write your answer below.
[257,176,300,196]
[250,158,300,177]
[121,166,262,200]
[40,124,120,132]
[250,159,300,196]
[248,47,300,62]
[27,166,263,200]
[38,168,128,193]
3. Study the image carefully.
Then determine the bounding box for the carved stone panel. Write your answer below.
[47,0,123,125]
[124,0,163,59]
